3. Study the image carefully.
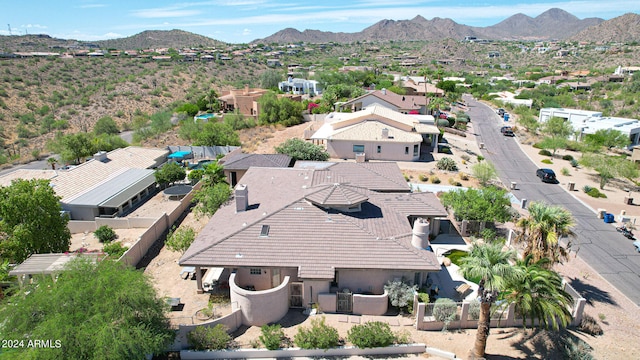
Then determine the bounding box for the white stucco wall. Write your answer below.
[327,140,420,161]
[338,269,420,294]
[229,273,290,326]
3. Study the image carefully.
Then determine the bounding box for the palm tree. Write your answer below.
[459,242,518,359]
[514,201,575,267]
[504,256,573,330]
[47,157,58,170]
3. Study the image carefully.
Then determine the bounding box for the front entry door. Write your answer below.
[289,282,303,308]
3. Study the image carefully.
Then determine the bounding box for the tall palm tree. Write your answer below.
[459,242,518,359]
[515,201,575,267]
[504,256,573,330]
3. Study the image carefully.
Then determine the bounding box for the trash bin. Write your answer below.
[624,197,633,205]
[603,213,615,223]
[567,182,575,191]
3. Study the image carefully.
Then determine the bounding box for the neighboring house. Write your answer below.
[538,108,640,147]
[218,85,271,118]
[0,147,169,220]
[489,91,533,108]
[217,151,293,186]
[339,89,428,114]
[311,105,440,161]
[179,163,447,326]
[400,77,445,99]
[278,77,322,96]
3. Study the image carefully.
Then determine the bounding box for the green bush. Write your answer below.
[417,292,430,303]
[468,299,480,320]
[583,185,593,193]
[448,177,462,186]
[94,225,117,243]
[459,172,469,181]
[477,155,485,162]
[586,187,607,198]
[187,324,232,351]
[541,159,553,164]
[532,142,542,149]
[430,176,441,184]
[294,317,340,349]
[562,154,574,161]
[561,167,571,176]
[538,149,552,156]
[347,321,395,348]
[570,159,579,168]
[436,158,458,171]
[419,174,428,182]
[433,298,458,322]
[102,242,128,259]
[260,324,287,350]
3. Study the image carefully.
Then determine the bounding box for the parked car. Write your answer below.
[500,126,513,134]
[497,108,505,116]
[536,168,557,183]
[503,129,515,137]
[634,240,640,252]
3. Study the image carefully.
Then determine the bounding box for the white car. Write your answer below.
[634,241,640,253]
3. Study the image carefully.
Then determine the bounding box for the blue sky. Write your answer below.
[2,1,638,44]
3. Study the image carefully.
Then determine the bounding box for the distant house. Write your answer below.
[311,105,439,161]
[179,163,447,326]
[338,89,428,114]
[278,76,322,96]
[218,85,270,118]
[400,77,445,98]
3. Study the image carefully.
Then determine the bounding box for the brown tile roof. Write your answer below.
[346,90,427,110]
[220,153,292,170]
[179,164,447,278]
[305,184,369,207]
[315,162,410,192]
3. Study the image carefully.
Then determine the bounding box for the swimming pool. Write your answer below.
[188,160,215,170]
[194,113,216,121]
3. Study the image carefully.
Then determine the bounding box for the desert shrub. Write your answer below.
[419,174,428,182]
[433,298,458,322]
[583,185,593,193]
[404,174,410,181]
[347,321,395,348]
[541,159,553,164]
[448,177,462,186]
[562,336,594,360]
[480,228,497,242]
[561,167,571,176]
[384,280,417,311]
[570,159,579,167]
[459,172,469,181]
[460,154,471,162]
[468,299,481,320]
[260,324,287,350]
[394,329,412,344]
[532,142,542,149]
[430,176,441,184]
[562,154,574,161]
[102,242,128,259]
[586,187,607,198]
[577,314,603,336]
[538,149,552,156]
[294,317,340,349]
[477,155,484,162]
[417,291,430,303]
[187,324,232,351]
[94,225,117,243]
[436,158,458,171]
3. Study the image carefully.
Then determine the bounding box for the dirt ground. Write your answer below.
[128,118,640,359]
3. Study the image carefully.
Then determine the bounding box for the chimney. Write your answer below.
[381,128,389,139]
[93,151,108,162]
[411,218,431,249]
[244,84,249,95]
[235,184,248,212]
[381,88,387,95]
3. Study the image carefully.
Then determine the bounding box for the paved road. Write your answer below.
[463,94,640,306]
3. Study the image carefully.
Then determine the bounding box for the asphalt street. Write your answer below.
[463,94,640,306]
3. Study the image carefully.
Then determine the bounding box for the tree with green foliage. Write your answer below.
[165,226,196,253]
[224,110,256,130]
[440,187,512,227]
[515,201,574,267]
[193,182,232,217]
[537,136,568,156]
[471,161,498,187]
[516,112,540,132]
[275,138,329,161]
[0,179,71,263]
[584,129,630,150]
[92,133,129,152]
[0,258,175,359]
[194,122,241,147]
[459,242,518,359]
[49,132,94,164]
[201,161,226,186]
[258,91,304,126]
[93,116,119,135]
[579,154,639,189]
[154,162,186,187]
[175,102,200,117]
[259,69,283,90]
[503,256,573,330]
[541,116,574,139]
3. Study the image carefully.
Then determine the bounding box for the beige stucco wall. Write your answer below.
[229,273,290,326]
[303,279,331,305]
[318,293,337,313]
[353,292,388,315]
[338,269,420,294]
[234,267,298,291]
[327,140,420,161]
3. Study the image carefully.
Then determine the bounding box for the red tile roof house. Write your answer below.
[339,89,428,114]
[179,162,448,326]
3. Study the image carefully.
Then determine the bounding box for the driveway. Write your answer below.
[463,94,640,306]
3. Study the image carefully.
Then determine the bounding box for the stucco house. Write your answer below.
[278,77,322,96]
[218,85,270,118]
[217,151,293,186]
[338,89,428,114]
[310,105,440,161]
[179,163,447,326]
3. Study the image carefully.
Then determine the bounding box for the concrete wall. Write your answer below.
[174,309,243,350]
[303,279,331,305]
[318,293,337,313]
[229,273,290,326]
[338,269,417,294]
[353,292,388,315]
[327,140,420,161]
[68,217,159,233]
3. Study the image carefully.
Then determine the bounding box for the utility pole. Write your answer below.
[7,24,12,35]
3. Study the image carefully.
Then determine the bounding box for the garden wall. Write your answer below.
[172,309,243,351]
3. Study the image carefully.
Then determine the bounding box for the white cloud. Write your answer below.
[22,24,48,29]
[242,28,252,35]
[131,9,202,18]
